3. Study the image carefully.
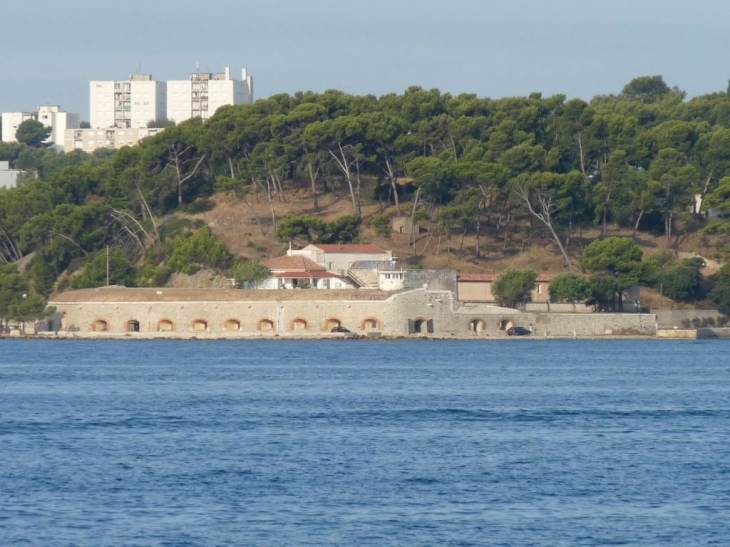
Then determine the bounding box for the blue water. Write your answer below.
[1,340,729,546]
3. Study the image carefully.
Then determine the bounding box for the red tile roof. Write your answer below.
[262,256,325,272]
[310,244,387,254]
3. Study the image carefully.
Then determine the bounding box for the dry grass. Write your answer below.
[189,178,724,281]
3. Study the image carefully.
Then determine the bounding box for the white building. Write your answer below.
[89,74,167,129]
[167,67,253,123]
[0,161,22,189]
[287,244,393,273]
[1,106,80,151]
[64,127,165,153]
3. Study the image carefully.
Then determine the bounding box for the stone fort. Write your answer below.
[47,287,656,338]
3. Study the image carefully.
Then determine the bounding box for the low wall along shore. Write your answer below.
[43,287,658,339]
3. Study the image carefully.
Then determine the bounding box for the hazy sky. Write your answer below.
[2,0,729,119]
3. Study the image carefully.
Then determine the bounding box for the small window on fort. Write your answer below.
[192,319,208,332]
[225,319,241,331]
[362,318,380,330]
[291,318,308,331]
[258,319,274,331]
[158,319,174,332]
[469,319,485,333]
[92,319,108,332]
[127,320,140,332]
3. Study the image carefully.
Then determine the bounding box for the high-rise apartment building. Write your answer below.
[167,67,253,123]
[89,74,167,129]
[1,106,80,151]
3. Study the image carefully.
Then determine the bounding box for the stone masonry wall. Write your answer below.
[51,288,656,338]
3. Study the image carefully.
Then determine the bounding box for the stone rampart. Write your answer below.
[48,288,658,339]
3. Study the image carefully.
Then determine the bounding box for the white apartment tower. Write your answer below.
[2,106,80,151]
[89,74,167,129]
[167,67,253,123]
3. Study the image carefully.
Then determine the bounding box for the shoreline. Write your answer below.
[2,332,713,341]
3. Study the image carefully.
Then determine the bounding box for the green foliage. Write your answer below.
[4,80,730,302]
[158,217,205,241]
[656,258,704,301]
[179,197,216,214]
[549,273,590,303]
[711,264,730,316]
[147,118,176,128]
[371,213,391,238]
[70,248,138,289]
[582,237,643,289]
[276,214,327,244]
[165,226,232,274]
[275,214,362,244]
[230,259,271,289]
[491,268,537,308]
[15,120,51,147]
[620,76,673,103]
[586,274,620,312]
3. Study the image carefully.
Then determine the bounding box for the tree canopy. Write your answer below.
[1,75,730,313]
[15,120,51,147]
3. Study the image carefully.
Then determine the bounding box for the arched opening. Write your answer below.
[290,318,308,331]
[325,318,341,331]
[361,318,381,331]
[192,319,208,332]
[499,319,514,331]
[409,317,434,334]
[126,320,140,332]
[158,319,174,332]
[257,319,275,331]
[469,319,485,333]
[224,319,241,331]
[92,319,108,332]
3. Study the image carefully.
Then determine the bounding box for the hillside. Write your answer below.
[3,77,730,321]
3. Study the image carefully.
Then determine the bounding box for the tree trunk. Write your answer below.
[307,162,319,213]
[632,209,644,239]
[382,152,401,215]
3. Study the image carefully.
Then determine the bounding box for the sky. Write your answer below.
[2,0,730,120]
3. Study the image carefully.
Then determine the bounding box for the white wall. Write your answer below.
[1,112,35,142]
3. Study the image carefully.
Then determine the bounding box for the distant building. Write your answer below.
[1,106,80,151]
[0,160,21,189]
[89,74,167,130]
[84,67,254,152]
[287,244,393,273]
[167,67,253,123]
[64,127,165,153]
[260,255,355,290]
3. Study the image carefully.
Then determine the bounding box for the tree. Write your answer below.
[582,237,643,310]
[70,247,138,289]
[549,273,590,305]
[620,76,672,103]
[16,120,51,147]
[656,257,704,302]
[147,118,176,128]
[491,268,537,308]
[230,259,271,289]
[586,274,620,312]
[9,294,55,333]
[711,264,730,316]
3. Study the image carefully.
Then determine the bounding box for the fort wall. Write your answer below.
[48,288,657,339]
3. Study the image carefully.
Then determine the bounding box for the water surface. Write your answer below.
[1,339,728,546]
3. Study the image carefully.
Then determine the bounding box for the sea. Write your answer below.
[1,339,728,546]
